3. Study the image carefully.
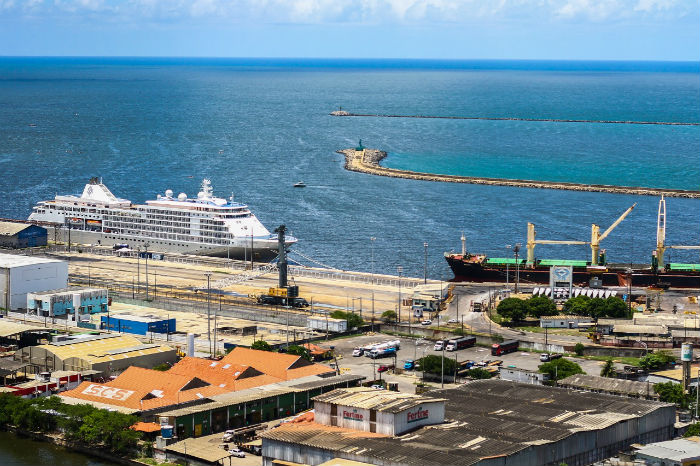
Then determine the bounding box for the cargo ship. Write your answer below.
[445,198,700,288]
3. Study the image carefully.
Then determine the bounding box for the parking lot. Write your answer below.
[327,333,611,392]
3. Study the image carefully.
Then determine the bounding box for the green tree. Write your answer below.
[526,296,558,318]
[251,340,273,352]
[497,298,527,322]
[381,310,397,322]
[464,368,493,379]
[417,355,457,376]
[152,363,171,371]
[330,310,364,329]
[563,295,592,316]
[684,422,700,438]
[639,351,676,371]
[654,381,691,409]
[539,358,584,382]
[286,345,312,361]
[573,343,585,356]
[588,298,607,319]
[600,359,615,378]
[603,296,628,318]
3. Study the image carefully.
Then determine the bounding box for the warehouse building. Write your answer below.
[0,222,47,249]
[261,379,675,466]
[0,254,68,310]
[557,374,658,400]
[101,313,175,335]
[634,438,700,465]
[17,333,176,375]
[27,287,108,317]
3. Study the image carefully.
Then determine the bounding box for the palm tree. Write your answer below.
[600,359,615,378]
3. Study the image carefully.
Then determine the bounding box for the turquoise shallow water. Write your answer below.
[0,58,699,278]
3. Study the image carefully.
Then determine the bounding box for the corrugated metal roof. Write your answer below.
[613,324,669,335]
[558,375,657,398]
[0,222,37,237]
[0,320,46,338]
[0,253,63,268]
[312,387,446,414]
[636,438,700,461]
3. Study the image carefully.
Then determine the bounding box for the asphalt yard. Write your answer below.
[327,333,611,393]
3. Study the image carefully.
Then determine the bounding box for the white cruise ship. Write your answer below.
[28,178,295,260]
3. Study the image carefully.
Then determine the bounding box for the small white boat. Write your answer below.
[293,181,306,188]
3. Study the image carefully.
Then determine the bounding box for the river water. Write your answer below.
[0,431,120,466]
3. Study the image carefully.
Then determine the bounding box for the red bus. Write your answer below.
[491,340,519,356]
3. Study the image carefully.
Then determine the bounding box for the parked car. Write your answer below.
[222,430,236,442]
[377,364,394,373]
[371,384,385,390]
[404,359,415,370]
[447,318,459,324]
[229,448,246,458]
[421,319,432,326]
[434,340,444,351]
[540,353,563,362]
[352,348,364,357]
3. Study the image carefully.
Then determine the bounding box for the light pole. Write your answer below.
[205,272,212,356]
[371,237,376,332]
[423,242,428,284]
[627,266,633,316]
[514,243,521,293]
[505,244,511,290]
[145,242,150,301]
[397,266,403,325]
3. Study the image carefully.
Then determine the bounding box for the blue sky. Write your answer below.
[0,0,698,60]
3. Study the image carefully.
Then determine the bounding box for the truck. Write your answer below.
[257,286,309,308]
[445,336,476,352]
[366,340,400,359]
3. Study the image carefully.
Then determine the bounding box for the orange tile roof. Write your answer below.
[131,422,162,433]
[61,366,230,411]
[168,357,280,390]
[222,347,334,380]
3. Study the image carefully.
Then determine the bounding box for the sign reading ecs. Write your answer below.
[406,407,429,423]
[81,384,135,401]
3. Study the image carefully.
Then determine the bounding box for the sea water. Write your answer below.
[0,57,698,278]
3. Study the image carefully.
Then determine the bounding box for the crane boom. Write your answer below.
[590,203,636,265]
[598,203,636,242]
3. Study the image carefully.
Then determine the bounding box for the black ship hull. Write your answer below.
[445,254,700,288]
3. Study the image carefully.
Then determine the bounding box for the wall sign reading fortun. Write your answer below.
[406,407,429,423]
[343,410,363,421]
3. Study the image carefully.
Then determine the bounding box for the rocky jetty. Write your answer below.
[337,148,700,198]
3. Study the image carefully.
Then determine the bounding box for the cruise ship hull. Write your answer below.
[45,226,286,261]
[445,253,700,288]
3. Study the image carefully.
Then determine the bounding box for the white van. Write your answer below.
[434,340,444,351]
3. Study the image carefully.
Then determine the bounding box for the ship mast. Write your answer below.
[656,196,667,268]
[461,231,466,256]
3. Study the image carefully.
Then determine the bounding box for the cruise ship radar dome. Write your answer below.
[165,189,173,198]
[197,191,206,199]
[178,193,187,201]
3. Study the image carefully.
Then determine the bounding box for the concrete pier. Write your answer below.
[337,148,700,198]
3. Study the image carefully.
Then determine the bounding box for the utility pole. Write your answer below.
[145,243,150,301]
[205,272,212,356]
[397,266,403,325]
[137,249,141,297]
[441,343,445,388]
[214,294,221,357]
[423,242,428,284]
[505,244,511,290]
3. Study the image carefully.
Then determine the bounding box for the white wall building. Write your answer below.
[0,254,68,310]
[313,387,446,436]
[540,315,594,329]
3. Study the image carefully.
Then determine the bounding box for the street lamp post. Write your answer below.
[505,244,511,290]
[397,266,403,325]
[205,272,212,356]
[514,243,521,293]
[370,237,376,332]
[423,242,428,284]
[145,243,150,301]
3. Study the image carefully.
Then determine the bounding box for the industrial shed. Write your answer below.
[0,254,68,310]
[261,379,676,466]
[16,333,176,375]
[0,222,47,249]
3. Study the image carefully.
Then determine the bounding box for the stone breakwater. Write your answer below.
[337,148,700,198]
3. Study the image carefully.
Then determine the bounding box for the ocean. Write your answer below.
[0,57,698,278]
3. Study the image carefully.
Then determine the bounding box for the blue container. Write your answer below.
[161,425,174,439]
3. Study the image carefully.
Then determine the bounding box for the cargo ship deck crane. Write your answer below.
[526,222,588,265]
[590,203,636,266]
[655,196,700,268]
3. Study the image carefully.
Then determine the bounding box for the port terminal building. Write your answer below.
[26,287,108,317]
[260,379,675,466]
[100,313,175,335]
[0,222,47,249]
[0,254,68,310]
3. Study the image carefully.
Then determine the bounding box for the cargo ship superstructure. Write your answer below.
[28,178,294,260]
[445,198,700,288]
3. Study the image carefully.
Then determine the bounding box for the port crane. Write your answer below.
[526,203,636,266]
[655,196,700,268]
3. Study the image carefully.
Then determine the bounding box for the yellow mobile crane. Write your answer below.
[654,196,700,269]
